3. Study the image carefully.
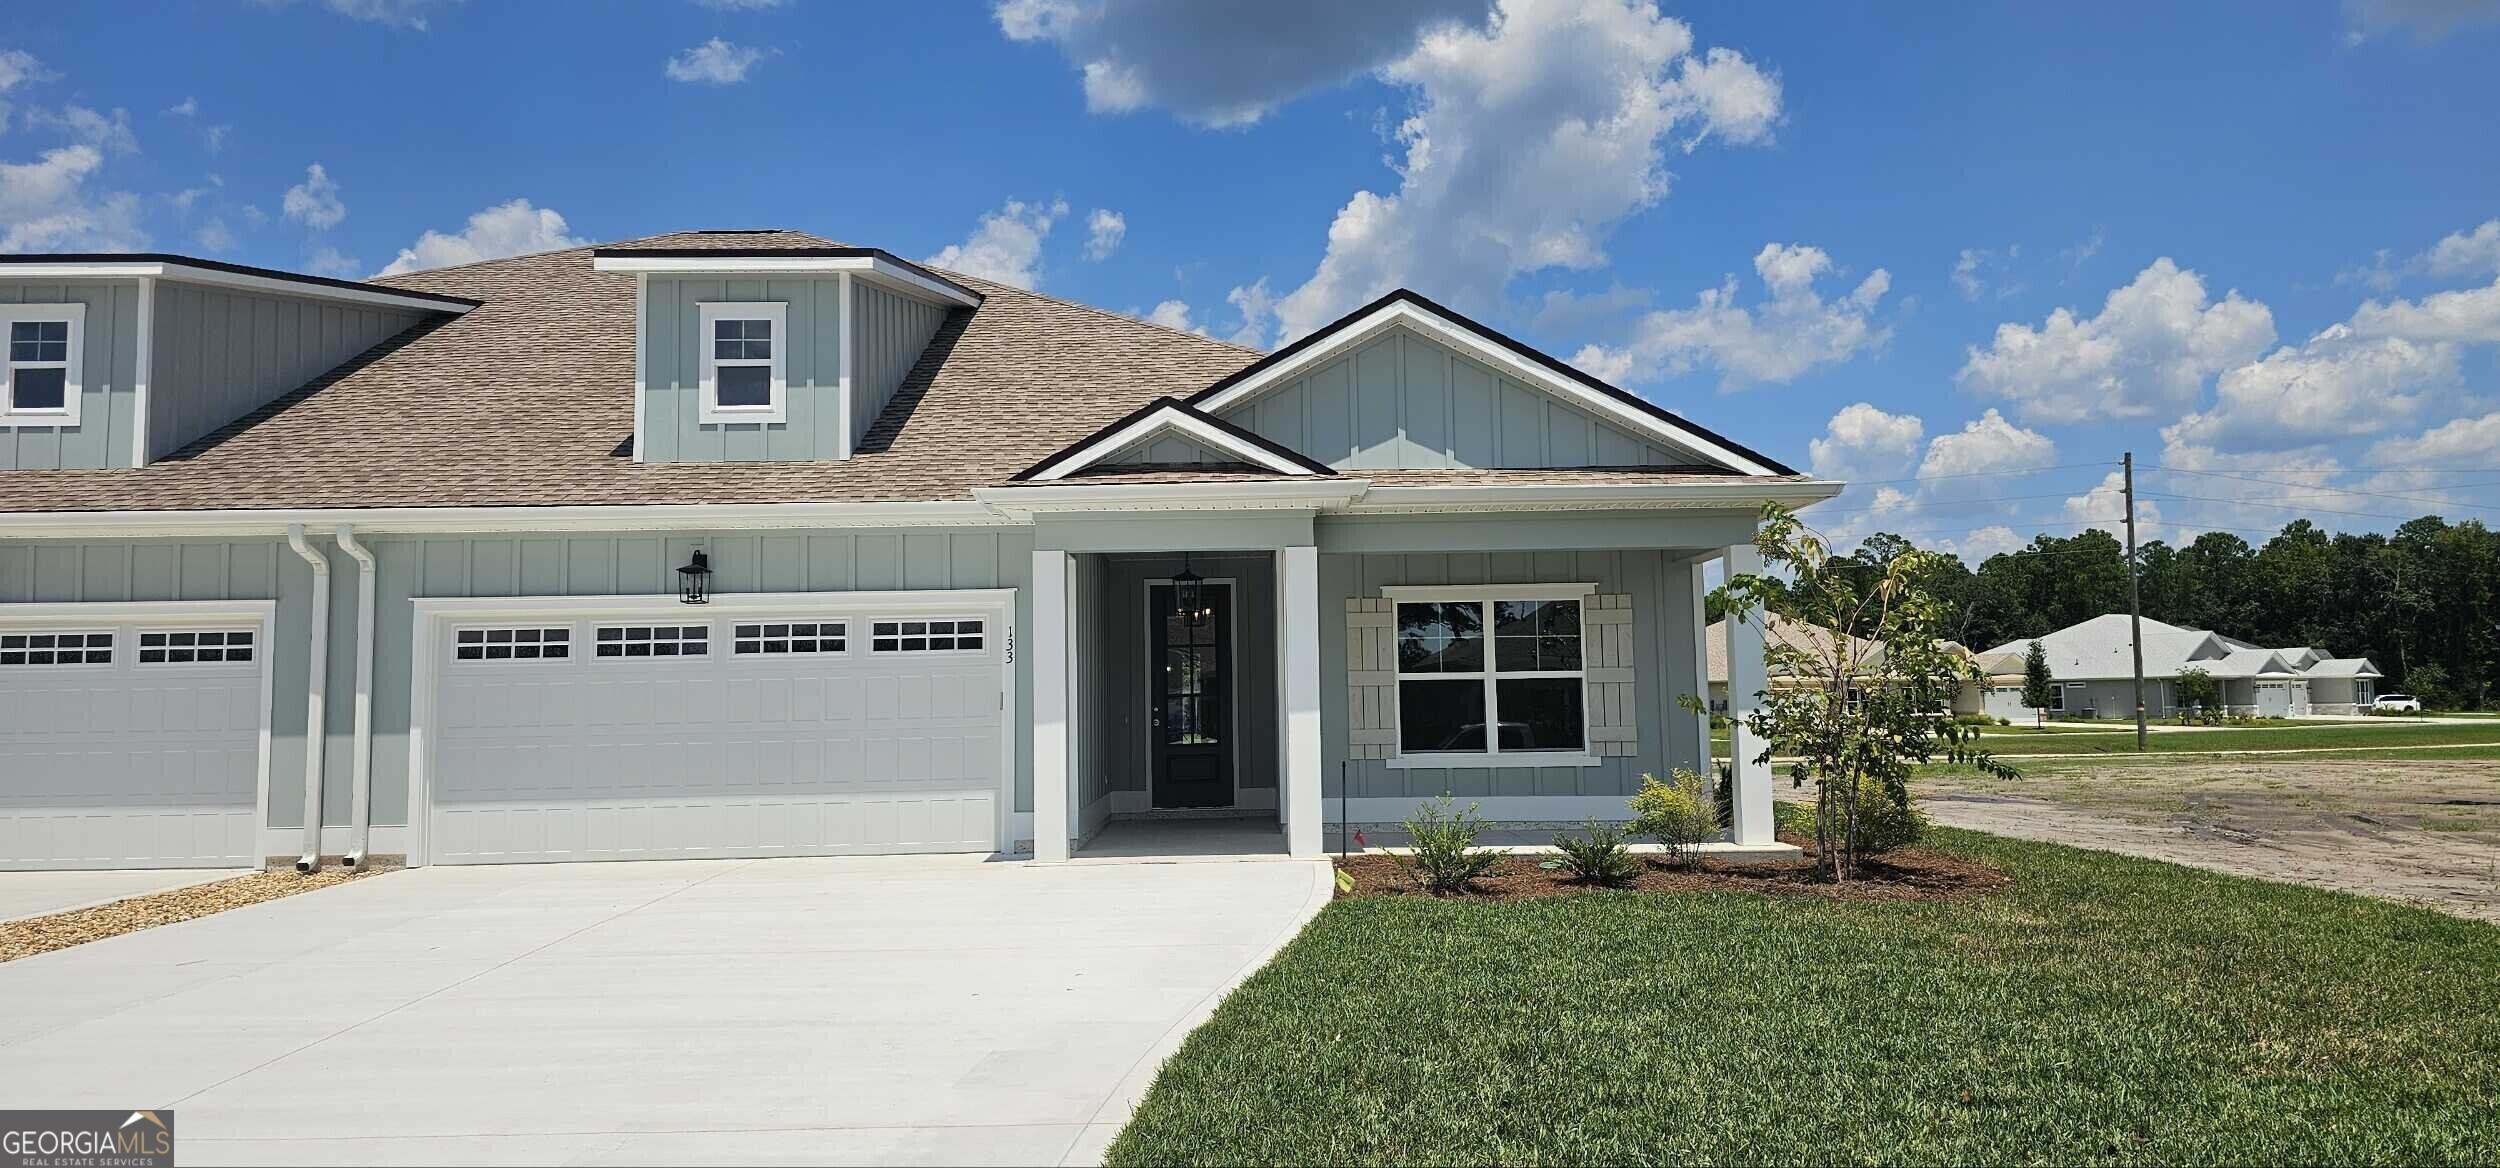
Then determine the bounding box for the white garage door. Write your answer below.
[426,605,1007,865]
[0,615,267,871]
[2256,682,2291,717]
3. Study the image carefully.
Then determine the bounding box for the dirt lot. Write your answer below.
[1908,757,2500,922]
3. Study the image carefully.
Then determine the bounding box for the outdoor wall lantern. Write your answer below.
[678,550,712,605]
[1172,556,1206,628]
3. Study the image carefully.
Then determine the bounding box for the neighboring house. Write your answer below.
[0,231,1837,871]
[1703,614,1985,715]
[1974,614,2381,720]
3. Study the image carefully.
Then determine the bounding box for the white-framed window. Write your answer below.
[453,626,571,662]
[0,629,114,667]
[869,618,984,654]
[734,621,846,655]
[2,302,84,427]
[1389,587,1591,762]
[593,624,709,658]
[136,628,255,665]
[696,301,788,425]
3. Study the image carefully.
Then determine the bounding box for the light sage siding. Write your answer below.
[850,281,949,446]
[148,283,425,461]
[0,279,144,470]
[641,275,845,463]
[1320,548,1709,808]
[1219,324,1688,469]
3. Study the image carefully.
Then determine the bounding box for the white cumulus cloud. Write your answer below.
[665,38,773,84]
[0,144,146,251]
[281,162,346,230]
[24,105,138,154]
[1957,257,2276,425]
[923,197,1069,289]
[1571,243,1890,388]
[1808,402,1924,482]
[1083,207,1125,261]
[374,198,585,276]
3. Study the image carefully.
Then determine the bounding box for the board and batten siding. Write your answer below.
[1218,324,1691,470]
[1319,548,1710,808]
[147,283,426,461]
[0,279,144,471]
[2,525,1038,844]
[850,281,949,447]
[640,275,845,463]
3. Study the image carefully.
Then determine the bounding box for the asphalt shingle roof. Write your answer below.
[0,232,1266,512]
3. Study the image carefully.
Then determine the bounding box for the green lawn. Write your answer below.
[1107,827,2500,1166]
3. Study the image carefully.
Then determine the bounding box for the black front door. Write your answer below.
[1151,581,1231,809]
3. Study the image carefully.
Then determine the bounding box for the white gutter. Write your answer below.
[285,525,331,872]
[970,480,1374,514]
[334,525,378,868]
[1346,480,1847,513]
[0,500,1014,539]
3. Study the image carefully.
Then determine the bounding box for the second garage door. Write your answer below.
[426,605,1007,865]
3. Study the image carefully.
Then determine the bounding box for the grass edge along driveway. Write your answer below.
[1107,828,2500,1166]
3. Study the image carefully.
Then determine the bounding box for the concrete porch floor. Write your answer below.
[1073,817,1291,862]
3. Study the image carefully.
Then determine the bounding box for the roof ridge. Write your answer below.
[366,241,601,283]
[942,271,1267,359]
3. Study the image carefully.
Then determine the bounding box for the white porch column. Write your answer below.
[1031,548,1073,863]
[1683,557,1714,775]
[1279,544,1324,858]
[1721,544,1775,846]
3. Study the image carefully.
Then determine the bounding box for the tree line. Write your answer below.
[1818,516,2500,710]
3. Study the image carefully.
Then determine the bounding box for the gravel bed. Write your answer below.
[1,862,397,963]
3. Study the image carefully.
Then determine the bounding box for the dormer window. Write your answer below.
[697,301,787,425]
[1,303,83,427]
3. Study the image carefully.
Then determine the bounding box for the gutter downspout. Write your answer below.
[335,525,377,868]
[286,525,331,872]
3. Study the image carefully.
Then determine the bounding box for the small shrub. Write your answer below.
[1631,769,1718,867]
[1995,716,2011,727]
[1845,777,1924,854]
[1951,712,1995,727]
[1545,819,1640,887]
[1396,796,1505,894]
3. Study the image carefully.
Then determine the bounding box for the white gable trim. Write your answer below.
[1026,403,1323,481]
[1193,299,1783,477]
[0,261,476,316]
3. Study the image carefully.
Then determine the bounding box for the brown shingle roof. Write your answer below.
[0,235,1263,513]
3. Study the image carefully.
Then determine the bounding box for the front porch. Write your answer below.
[1025,513,1794,863]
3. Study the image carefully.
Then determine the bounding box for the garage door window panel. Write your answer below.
[871,618,985,654]
[136,629,255,665]
[734,621,847,655]
[595,624,709,658]
[0,630,114,667]
[455,627,571,662]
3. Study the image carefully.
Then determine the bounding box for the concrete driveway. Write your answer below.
[0,854,1333,1166]
[0,868,250,922]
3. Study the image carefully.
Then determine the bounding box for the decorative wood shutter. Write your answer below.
[1585,593,1639,757]
[1346,599,1397,759]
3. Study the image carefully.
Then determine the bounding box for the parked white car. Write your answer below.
[2371,693,2423,713]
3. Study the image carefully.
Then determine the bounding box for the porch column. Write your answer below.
[1682,557,1713,775]
[1031,548,1073,863]
[1279,544,1324,858]
[1721,544,1775,846]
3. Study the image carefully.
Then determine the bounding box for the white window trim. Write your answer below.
[696,301,789,426]
[1384,584,1601,770]
[1,301,85,428]
[866,614,992,655]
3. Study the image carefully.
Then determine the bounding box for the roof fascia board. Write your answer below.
[590,254,978,307]
[0,260,478,315]
[0,500,1015,539]
[1191,297,1785,477]
[1348,480,1843,512]
[972,480,1372,514]
[1023,400,1331,481]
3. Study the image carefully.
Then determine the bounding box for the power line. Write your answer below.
[2140,464,2500,510]
[1810,490,2094,516]
[2137,491,2430,525]
[1837,461,2117,487]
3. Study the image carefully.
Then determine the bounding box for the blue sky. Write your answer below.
[6,0,2499,557]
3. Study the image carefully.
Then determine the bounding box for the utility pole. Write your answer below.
[2123,452,2148,751]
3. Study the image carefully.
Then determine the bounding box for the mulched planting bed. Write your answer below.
[1334,839,2008,903]
[1,862,397,963]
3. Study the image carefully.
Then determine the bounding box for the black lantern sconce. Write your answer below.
[1171,555,1206,628]
[677,550,713,605]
